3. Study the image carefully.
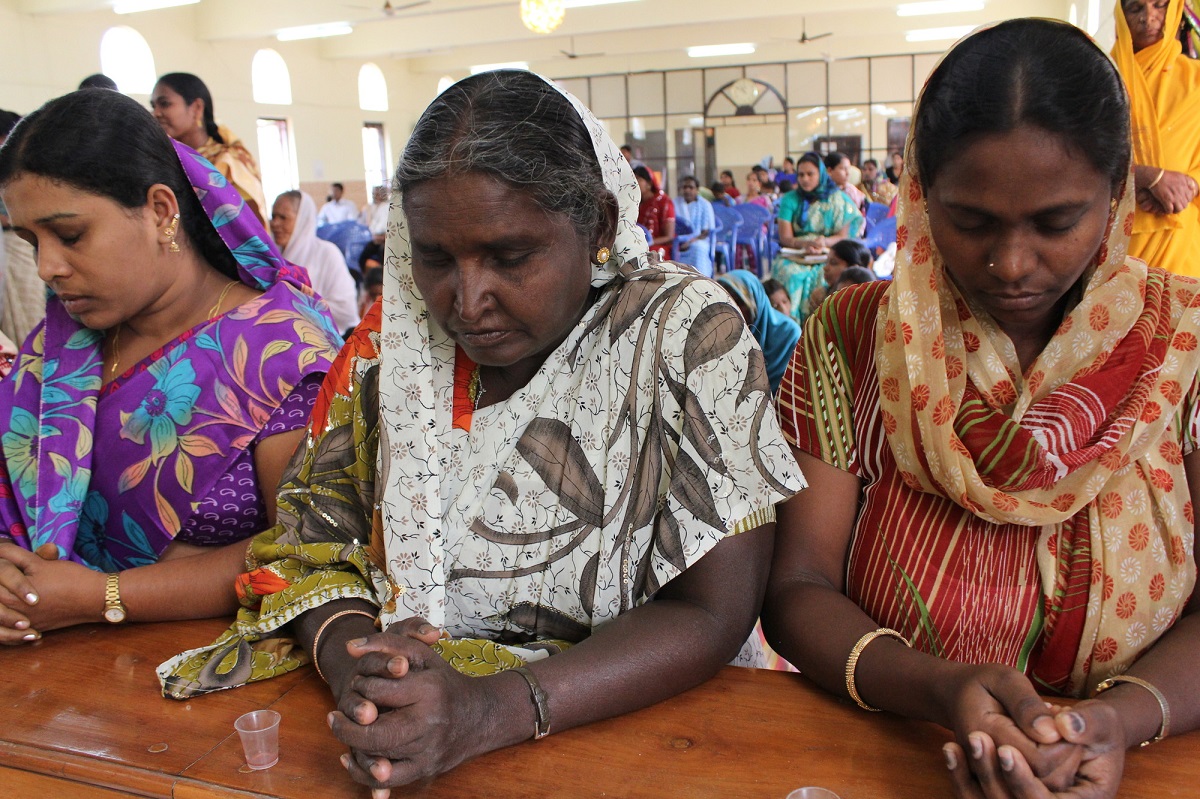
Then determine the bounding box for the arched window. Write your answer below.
[252,49,293,105]
[358,63,389,112]
[99,26,156,94]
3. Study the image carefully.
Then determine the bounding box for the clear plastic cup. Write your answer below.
[786,789,841,799]
[234,709,281,770]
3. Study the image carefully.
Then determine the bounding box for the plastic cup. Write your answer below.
[786,789,841,799]
[234,709,281,770]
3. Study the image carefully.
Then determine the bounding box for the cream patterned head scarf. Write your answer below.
[876,20,1199,693]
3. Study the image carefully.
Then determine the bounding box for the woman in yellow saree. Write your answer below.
[1113,0,1200,277]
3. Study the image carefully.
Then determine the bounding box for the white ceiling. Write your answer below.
[16,0,1078,76]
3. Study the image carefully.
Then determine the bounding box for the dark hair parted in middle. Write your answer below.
[829,239,873,268]
[0,89,239,280]
[912,19,1130,191]
[394,71,613,241]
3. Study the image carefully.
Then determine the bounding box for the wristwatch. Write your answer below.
[103,573,127,624]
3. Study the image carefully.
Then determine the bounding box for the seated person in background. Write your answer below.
[772,152,864,324]
[779,157,797,177]
[806,239,873,316]
[674,175,715,277]
[775,178,792,196]
[764,20,1200,799]
[359,185,389,235]
[720,169,741,200]
[717,270,801,395]
[317,182,359,227]
[270,190,361,333]
[634,165,675,260]
[0,89,341,643]
[619,143,645,170]
[743,170,773,211]
[358,265,383,321]
[825,151,866,210]
[159,70,807,793]
[762,277,792,318]
[832,265,877,292]
[859,158,898,205]
[710,181,736,207]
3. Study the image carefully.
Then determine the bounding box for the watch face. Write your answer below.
[104,606,126,624]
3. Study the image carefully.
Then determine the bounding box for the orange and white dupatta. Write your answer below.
[876,36,1199,696]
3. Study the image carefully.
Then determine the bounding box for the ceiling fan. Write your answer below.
[783,17,833,45]
[343,0,432,17]
[559,37,605,59]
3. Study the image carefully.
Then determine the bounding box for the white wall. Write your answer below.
[0,4,427,199]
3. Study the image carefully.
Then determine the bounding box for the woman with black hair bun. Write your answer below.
[0,89,341,644]
[151,72,268,226]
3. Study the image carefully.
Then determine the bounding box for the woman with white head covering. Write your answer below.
[270,190,360,332]
[160,70,805,791]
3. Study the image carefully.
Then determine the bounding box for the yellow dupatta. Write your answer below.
[1113,0,1200,276]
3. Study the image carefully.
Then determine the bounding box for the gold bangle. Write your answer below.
[1147,168,1166,190]
[1093,674,1170,747]
[845,628,911,712]
[311,609,376,684]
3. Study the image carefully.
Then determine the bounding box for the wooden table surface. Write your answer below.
[1,619,1196,798]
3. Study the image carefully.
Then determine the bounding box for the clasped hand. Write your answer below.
[1138,170,1198,216]
[941,664,1125,799]
[0,542,103,643]
[328,616,502,797]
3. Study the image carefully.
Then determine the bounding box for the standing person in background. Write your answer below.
[619,144,645,170]
[317,183,358,227]
[0,109,40,347]
[151,73,268,227]
[675,176,716,277]
[885,151,904,184]
[1113,0,1200,277]
[634,165,675,261]
[270,191,360,333]
[720,170,741,201]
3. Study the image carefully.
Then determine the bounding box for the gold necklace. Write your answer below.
[109,324,122,377]
[467,365,486,410]
[209,280,239,318]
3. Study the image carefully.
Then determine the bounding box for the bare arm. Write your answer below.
[650,217,676,248]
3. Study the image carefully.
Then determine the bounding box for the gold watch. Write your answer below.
[103,573,127,624]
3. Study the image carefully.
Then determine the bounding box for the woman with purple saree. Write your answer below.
[0,89,342,643]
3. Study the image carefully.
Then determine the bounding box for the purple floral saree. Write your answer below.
[0,142,343,570]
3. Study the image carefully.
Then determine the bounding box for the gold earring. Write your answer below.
[595,247,611,264]
[164,213,181,253]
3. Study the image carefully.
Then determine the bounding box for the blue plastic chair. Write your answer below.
[709,215,731,273]
[671,217,694,262]
[733,204,772,275]
[864,202,890,232]
[712,205,742,272]
[316,221,372,281]
[862,216,897,254]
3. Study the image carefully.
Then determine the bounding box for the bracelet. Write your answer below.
[1147,168,1166,190]
[1093,674,1170,747]
[311,609,376,684]
[512,666,552,740]
[845,628,911,712]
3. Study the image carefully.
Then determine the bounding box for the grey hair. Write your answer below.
[394,70,612,241]
[277,189,302,208]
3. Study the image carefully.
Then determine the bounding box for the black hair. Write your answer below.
[762,278,786,296]
[863,158,879,169]
[709,181,726,195]
[332,182,344,191]
[798,152,821,171]
[155,72,225,145]
[720,170,735,185]
[0,110,20,140]
[395,71,613,242]
[782,157,795,166]
[836,266,877,288]
[823,151,849,171]
[363,265,384,290]
[632,165,659,195]
[619,144,633,153]
[678,175,699,188]
[830,238,873,268]
[79,74,119,91]
[913,18,1129,190]
[775,179,790,193]
[0,90,239,279]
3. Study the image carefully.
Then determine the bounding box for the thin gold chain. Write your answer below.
[109,279,239,379]
[209,280,239,318]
